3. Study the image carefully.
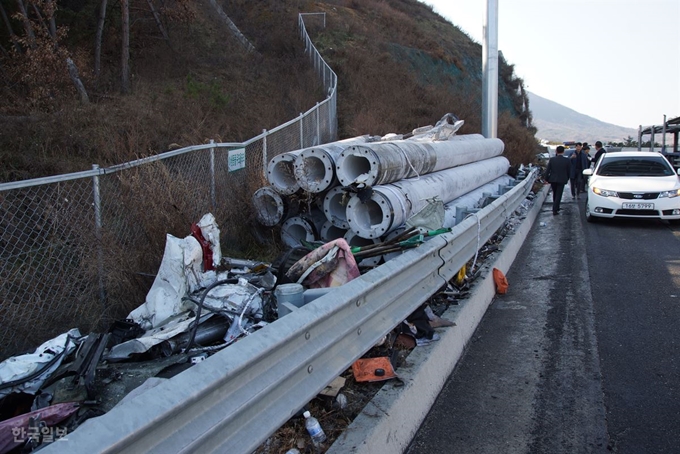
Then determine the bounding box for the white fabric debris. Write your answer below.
[128,234,203,330]
[128,213,224,330]
[197,213,222,268]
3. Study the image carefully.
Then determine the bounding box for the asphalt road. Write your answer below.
[406,186,680,454]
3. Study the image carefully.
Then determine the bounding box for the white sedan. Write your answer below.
[582,151,680,223]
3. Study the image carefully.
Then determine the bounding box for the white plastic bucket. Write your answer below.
[275,283,305,318]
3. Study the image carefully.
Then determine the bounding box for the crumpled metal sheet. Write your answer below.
[0,328,81,399]
[106,312,213,361]
[198,278,264,318]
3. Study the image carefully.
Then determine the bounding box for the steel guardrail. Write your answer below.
[42,169,538,454]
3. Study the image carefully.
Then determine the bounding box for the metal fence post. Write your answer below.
[209,139,216,211]
[262,129,268,179]
[299,113,304,149]
[316,102,320,145]
[328,96,332,142]
[92,164,106,307]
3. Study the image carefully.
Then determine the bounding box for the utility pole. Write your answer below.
[482,0,499,139]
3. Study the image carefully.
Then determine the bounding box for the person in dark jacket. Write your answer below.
[544,146,571,215]
[593,141,607,167]
[569,143,590,198]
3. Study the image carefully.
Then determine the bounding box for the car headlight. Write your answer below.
[592,187,618,197]
[659,189,680,198]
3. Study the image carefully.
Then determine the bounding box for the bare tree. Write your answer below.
[30,2,56,44]
[15,0,36,48]
[94,0,108,79]
[121,0,130,93]
[207,0,256,53]
[0,2,22,53]
[45,0,57,39]
[66,57,89,103]
[146,0,170,44]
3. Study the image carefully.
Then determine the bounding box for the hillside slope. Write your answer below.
[529,91,637,144]
[0,0,539,183]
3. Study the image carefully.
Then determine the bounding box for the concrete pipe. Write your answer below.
[252,186,299,227]
[280,209,326,248]
[293,136,370,194]
[320,220,348,242]
[267,152,301,195]
[335,136,504,188]
[379,176,514,263]
[442,175,514,228]
[346,156,510,239]
[322,185,351,229]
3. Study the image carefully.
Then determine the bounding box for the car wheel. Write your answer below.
[585,200,597,223]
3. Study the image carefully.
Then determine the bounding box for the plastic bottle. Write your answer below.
[303,410,326,447]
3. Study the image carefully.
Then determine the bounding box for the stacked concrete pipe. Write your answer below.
[252,186,299,227]
[267,152,301,195]
[320,220,348,242]
[267,137,371,196]
[345,156,511,239]
[293,136,371,194]
[335,135,504,188]
[280,209,326,248]
[322,185,351,229]
[379,175,514,263]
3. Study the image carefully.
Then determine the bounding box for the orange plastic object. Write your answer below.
[493,267,509,294]
[352,357,397,382]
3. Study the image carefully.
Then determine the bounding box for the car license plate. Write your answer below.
[622,202,654,210]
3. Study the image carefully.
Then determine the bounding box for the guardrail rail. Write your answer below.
[41,169,538,454]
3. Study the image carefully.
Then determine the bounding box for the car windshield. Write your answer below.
[596,157,675,177]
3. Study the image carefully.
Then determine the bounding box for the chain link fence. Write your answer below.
[0,14,337,360]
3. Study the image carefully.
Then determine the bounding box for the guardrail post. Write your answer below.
[209,139,216,211]
[92,164,106,307]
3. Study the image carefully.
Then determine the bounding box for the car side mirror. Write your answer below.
[583,169,593,176]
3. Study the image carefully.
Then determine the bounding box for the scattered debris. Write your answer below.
[0,174,539,453]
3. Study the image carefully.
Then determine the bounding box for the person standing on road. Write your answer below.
[593,141,607,167]
[582,144,592,188]
[583,144,592,163]
[569,143,589,198]
[544,145,571,215]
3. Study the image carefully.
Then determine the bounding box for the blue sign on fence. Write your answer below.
[228,148,246,172]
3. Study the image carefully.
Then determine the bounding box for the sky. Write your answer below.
[420,0,680,129]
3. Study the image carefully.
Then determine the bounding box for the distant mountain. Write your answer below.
[528,92,637,144]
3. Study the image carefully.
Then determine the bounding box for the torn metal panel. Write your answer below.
[106,312,213,361]
[0,329,81,399]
